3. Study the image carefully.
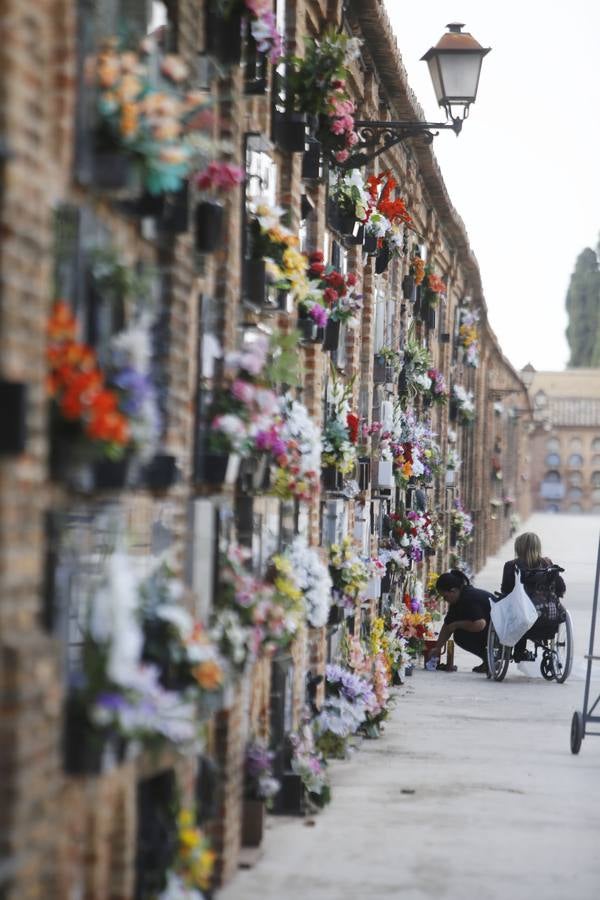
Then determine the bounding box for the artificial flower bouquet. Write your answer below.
[451,498,474,547]
[47,302,132,463]
[93,37,212,195]
[246,199,311,305]
[272,398,321,502]
[365,172,412,260]
[307,251,362,326]
[458,307,480,367]
[421,267,446,306]
[423,367,449,406]
[313,663,374,757]
[244,741,281,804]
[158,808,215,900]
[285,30,362,165]
[328,536,369,609]
[451,384,476,425]
[289,721,331,808]
[289,537,333,628]
[329,169,372,231]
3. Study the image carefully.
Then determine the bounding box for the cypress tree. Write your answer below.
[565,245,600,366]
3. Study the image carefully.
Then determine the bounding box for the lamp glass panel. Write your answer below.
[437,52,482,101]
[426,57,445,106]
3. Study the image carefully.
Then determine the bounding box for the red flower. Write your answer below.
[346,272,358,287]
[346,413,360,444]
[323,287,339,304]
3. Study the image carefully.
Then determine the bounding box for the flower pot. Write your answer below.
[63,697,126,776]
[347,224,364,246]
[92,151,133,191]
[277,289,293,313]
[375,247,392,274]
[143,454,178,490]
[374,459,394,490]
[327,604,345,627]
[301,138,322,180]
[402,274,415,299]
[274,112,308,153]
[322,319,340,352]
[322,465,343,492]
[327,200,356,238]
[202,452,240,486]
[245,259,277,308]
[427,307,436,330]
[205,4,243,66]
[238,454,269,493]
[363,232,378,255]
[297,313,324,344]
[194,200,225,253]
[49,431,97,492]
[158,185,190,235]
[449,399,458,422]
[381,573,391,593]
[440,332,451,344]
[242,798,265,847]
[373,355,387,384]
[0,381,26,455]
[93,456,131,490]
[358,456,371,492]
[275,772,305,815]
[398,369,408,395]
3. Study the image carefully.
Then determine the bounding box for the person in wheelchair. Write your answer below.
[424,570,493,674]
[499,531,566,662]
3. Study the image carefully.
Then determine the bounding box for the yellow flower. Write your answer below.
[282,248,306,275]
[180,828,200,850]
[178,809,194,828]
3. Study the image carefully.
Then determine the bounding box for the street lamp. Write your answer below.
[339,23,490,169]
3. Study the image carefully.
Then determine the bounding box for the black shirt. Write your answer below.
[500,558,566,598]
[444,586,492,627]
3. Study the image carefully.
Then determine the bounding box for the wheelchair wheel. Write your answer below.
[487,622,509,681]
[570,711,584,754]
[551,610,573,683]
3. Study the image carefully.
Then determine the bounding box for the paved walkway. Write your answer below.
[220,514,600,900]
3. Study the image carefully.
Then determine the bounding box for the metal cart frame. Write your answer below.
[571,535,600,753]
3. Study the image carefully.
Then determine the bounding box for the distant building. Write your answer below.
[524,367,600,513]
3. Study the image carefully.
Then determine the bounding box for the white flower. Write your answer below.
[290,538,332,628]
[155,603,194,638]
[90,552,144,686]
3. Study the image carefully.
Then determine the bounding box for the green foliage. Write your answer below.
[266,330,303,386]
[565,245,600,367]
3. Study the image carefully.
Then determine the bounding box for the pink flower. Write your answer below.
[231,379,255,405]
[330,117,347,136]
[195,161,244,192]
[335,149,350,163]
[347,130,359,147]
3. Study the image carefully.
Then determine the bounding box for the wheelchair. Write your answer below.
[486,607,574,683]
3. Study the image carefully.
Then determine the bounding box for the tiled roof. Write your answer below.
[546,397,600,427]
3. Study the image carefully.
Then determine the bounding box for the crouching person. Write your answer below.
[425,570,493,674]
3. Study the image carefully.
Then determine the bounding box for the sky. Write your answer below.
[384,1,600,372]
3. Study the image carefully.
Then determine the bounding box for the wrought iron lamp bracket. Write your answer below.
[338,117,463,170]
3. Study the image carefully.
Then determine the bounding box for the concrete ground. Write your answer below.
[220,514,600,900]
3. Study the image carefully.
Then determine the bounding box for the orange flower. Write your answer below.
[192,659,223,691]
[120,102,139,138]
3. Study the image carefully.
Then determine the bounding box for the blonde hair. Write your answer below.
[514,532,542,568]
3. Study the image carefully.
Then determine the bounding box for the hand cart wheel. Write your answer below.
[570,711,584,755]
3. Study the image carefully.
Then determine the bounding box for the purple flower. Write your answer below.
[309,304,329,327]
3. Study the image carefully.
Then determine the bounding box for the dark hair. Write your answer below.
[436,569,471,591]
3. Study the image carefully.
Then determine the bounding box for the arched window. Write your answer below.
[593,438,600,452]
[570,436,583,450]
[570,472,583,486]
[592,472,600,488]
[568,453,584,468]
[569,503,582,513]
[544,470,561,483]
[569,487,583,499]
[546,437,560,452]
[593,455,600,468]
[545,452,561,467]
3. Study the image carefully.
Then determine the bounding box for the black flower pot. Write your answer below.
[427,306,436,330]
[274,112,308,153]
[0,381,26,455]
[398,368,408,395]
[158,185,190,235]
[347,224,364,246]
[364,232,378,255]
[375,247,392,274]
[245,258,277,308]
[242,798,265,847]
[63,697,126,776]
[244,39,268,95]
[93,456,131,490]
[120,191,165,219]
[143,454,178,490]
[194,200,225,253]
[358,456,371,492]
[301,138,322,180]
[297,314,323,344]
[92,151,133,191]
[274,772,305,815]
[381,574,391,593]
[402,274,415,299]
[205,5,243,66]
[322,465,343,492]
[322,319,340,352]
[202,452,239,486]
[440,332,451,344]
[449,398,458,422]
[373,355,387,384]
[327,604,345,626]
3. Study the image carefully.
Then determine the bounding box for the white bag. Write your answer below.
[489,567,539,647]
